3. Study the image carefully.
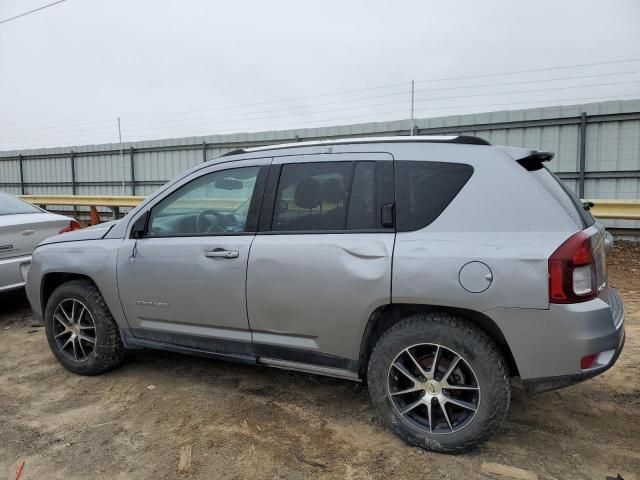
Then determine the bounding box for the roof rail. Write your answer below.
[220,148,246,157]
[220,135,490,157]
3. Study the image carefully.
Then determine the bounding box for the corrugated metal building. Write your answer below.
[1,99,639,230]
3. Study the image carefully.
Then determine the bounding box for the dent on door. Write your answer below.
[246,234,393,362]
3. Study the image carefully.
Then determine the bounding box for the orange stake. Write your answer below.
[90,206,101,225]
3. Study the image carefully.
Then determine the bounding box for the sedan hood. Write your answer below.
[39,220,119,246]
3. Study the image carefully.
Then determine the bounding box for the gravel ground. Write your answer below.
[1,243,639,480]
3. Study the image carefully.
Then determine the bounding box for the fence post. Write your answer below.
[578,112,587,198]
[202,141,207,163]
[18,154,25,195]
[129,147,136,196]
[70,151,77,218]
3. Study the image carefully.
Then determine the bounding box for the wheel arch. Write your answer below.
[41,272,98,314]
[358,303,519,379]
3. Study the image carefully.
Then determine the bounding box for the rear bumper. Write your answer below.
[522,328,624,393]
[0,255,31,293]
[486,289,625,392]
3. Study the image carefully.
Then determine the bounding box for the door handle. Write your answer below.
[205,249,239,259]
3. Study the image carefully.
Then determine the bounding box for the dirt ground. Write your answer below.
[1,244,639,480]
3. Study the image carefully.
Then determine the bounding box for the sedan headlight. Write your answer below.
[20,262,31,282]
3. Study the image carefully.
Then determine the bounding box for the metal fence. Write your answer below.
[2,99,640,230]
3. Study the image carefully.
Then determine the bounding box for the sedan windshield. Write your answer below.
[0,192,41,215]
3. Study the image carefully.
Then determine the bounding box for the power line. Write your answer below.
[15,55,638,132]
[119,57,640,121]
[412,79,640,106]
[106,92,640,141]
[414,57,640,84]
[120,70,640,128]
[3,69,640,137]
[1,118,133,136]
[415,70,640,96]
[1,80,638,143]
[0,0,68,25]
[120,82,409,120]
[101,79,640,136]
[2,57,640,144]
[416,92,640,114]
[0,84,408,134]
[4,91,637,149]
[5,57,640,134]
[125,92,640,137]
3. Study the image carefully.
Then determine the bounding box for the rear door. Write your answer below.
[246,153,394,369]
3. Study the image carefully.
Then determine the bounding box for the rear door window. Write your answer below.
[272,162,352,231]
[270,161,381,232]
[395,161,474,232]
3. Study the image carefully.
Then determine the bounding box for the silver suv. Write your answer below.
[25,136,625,452]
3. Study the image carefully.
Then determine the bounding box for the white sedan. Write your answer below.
[0,192,80,292]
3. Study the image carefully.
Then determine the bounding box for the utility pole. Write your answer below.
[118,117,125,195]
[410,79,415,136]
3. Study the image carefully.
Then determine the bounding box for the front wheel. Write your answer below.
[44,279,126,375]
[367,312,510,453]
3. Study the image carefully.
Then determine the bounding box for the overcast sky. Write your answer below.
[1,0,639,150]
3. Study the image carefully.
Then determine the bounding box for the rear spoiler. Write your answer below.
[516,151,554,171]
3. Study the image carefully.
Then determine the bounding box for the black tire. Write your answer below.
[44,279,126,375]
[367,312,510,453]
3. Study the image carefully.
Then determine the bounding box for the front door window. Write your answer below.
[148,166,261,236]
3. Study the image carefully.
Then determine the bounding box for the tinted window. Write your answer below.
[347,162,377,230]
[395,161,474,232]
[148,166,260,236]
[0,192,41,215]
[529,166,595,228]
[272,162,352,231]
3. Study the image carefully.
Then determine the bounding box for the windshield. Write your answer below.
[0,192,42,215]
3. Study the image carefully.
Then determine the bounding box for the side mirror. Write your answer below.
[131,211,149,239]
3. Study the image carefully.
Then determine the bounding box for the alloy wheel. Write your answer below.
[387,343,480,434]
[52,298,97,362]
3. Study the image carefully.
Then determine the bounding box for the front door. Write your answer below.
[117,159,269,355]
[246,153,395,369]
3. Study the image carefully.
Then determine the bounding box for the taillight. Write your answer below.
[59,219,81,234]
[549,231,596,303]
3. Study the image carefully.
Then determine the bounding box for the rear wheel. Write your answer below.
[367,312,510,453]
[44,280,126,375]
